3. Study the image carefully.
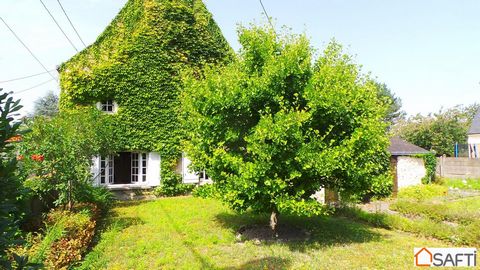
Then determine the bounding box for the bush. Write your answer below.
[75,184,116,212]
[192,184,218,199]
[397,184,448,201]
[24,203,100,269]
[153,171,195,197]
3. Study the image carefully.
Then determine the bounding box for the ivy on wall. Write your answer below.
[58,0,233,183]
[414,153,437,184]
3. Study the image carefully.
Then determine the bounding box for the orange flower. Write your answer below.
[31,154,45,162]
[5,135,22,143]
[16,155,24,161]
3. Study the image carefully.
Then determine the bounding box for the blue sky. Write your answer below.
[1,0,479,116]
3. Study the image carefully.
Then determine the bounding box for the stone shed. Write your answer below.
[389,137,430,193]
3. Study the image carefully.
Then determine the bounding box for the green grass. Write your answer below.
[397,184,448,200]
[77,197,452,270]
[444,178,480,190]
[390,197,480,224]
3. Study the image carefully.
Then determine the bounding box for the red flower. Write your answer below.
[5,135,22,143]
[31,154,45,162]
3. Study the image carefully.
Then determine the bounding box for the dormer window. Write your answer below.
[97,100,117,113]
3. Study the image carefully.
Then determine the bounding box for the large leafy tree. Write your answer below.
[182,26,390,231]
[393,104,480,156]
[375,82,405,125]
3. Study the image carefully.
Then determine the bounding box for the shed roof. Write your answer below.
[468,108,480,135]
[388,137,430,156]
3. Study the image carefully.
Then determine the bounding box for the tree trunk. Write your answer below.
[67,179,73,211]
[270,209,279,237]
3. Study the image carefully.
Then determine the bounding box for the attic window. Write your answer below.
[97,100,117,113]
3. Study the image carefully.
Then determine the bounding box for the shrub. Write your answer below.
[25,203,100,269]
[397,184,448,201]
[153,171,195,197]
[192,184,218,199]
[75,184,116,212]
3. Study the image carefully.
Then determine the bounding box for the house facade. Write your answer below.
[468,108,480,158]
[59,0,232,188]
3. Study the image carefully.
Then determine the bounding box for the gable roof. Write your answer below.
[468,108,480,135]
[388,137,430,156]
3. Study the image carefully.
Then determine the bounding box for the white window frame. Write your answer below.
[131,152,147,183]
[96,100,118,114]
[100,155,114,185]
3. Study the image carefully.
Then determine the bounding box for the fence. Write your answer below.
[436,156,480,178]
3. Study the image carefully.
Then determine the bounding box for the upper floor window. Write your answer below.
[97,100,117,113]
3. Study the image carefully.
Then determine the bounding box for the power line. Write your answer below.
[0,17,58,82]
[39,0,79,52]
[0,70,56,83]
[13,78,56,94]
[259,0,276,35]
[56,0,86,47]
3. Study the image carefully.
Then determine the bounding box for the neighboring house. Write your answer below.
[468,108,480,158]
[58,0,232,188]
[389,137,430,193]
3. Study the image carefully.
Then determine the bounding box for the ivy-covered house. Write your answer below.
[58,0,232,188]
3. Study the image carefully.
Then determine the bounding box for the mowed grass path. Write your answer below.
[77,197,451,270]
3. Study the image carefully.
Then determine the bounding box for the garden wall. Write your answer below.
[436,157,480,178]
[396,156,426,189]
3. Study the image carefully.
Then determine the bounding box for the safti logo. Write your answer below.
[414,247,477,267]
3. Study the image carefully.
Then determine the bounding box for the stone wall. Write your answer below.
[437,157,480,178]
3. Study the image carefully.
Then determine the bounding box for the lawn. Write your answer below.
[77,197,453,270]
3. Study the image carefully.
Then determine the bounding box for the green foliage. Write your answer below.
[0,89,29,269]
[393,104,479,156]
[182,25,391,219]
[19,108,118,209]
[396,184,448,201]
[192,184,218,199]
[58,0,233,188]
[374,82,405,125]
[413,153,437,184]
[24,204,100,269]
[31,91,58,118]
[75,185,116,212]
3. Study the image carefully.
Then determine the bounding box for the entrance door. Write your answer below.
[99,155,114,185]
[131,153,147,183]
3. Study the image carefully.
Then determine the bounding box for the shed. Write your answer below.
[389,137,430,193]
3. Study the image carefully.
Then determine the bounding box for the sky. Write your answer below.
[0,0,479,116]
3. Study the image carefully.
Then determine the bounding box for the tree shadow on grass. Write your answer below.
[220,257,291,270]
[214,212,382,252]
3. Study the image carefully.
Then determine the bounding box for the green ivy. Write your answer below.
[58,0,233,186]
[414,153,437,184]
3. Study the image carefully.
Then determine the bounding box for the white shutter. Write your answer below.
[91,156,101,186]
[147,152,161,186]
[182,155,198,184]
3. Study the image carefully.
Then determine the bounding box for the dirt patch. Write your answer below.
[236,224,310,243]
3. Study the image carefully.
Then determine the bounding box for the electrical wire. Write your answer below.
[39,0,79,52]
[259,0,276,35]
[0,17,58,82]
[12,78,57,94]
[56,0,86,47]
[0,70,56,83]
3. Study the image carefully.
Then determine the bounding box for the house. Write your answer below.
[388,137,430,193]
[58,0,233,188]
[468,108,480,158]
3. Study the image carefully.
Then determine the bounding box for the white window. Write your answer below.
[96,100,117,113]
[100,155,114,184]
[131,153,147,183]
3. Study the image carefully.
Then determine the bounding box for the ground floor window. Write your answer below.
[100,155,114,184]
[131,153,147,183]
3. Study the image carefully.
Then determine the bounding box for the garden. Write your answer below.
[1,20,479,270]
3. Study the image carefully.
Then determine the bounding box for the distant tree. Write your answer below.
[375,82,405,125]
[393,104,479,156]
[182,26,391,232]
[32,91,58,118]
